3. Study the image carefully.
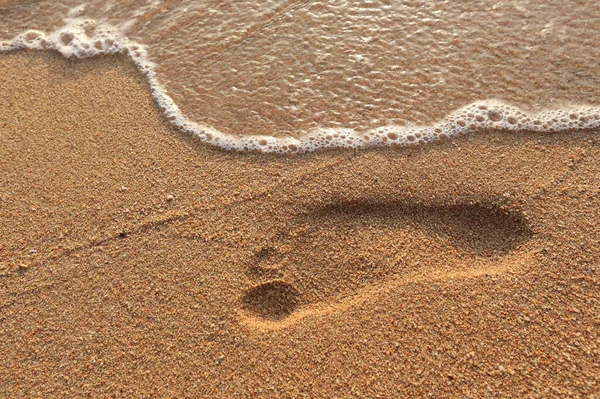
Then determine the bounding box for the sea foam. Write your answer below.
[2,12,600,154]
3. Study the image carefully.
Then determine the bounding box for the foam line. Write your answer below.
[2,13,600,153]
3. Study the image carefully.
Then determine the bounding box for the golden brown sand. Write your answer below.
[1,52,599,398]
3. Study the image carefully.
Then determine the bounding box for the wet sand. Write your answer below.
[1,51,599,398]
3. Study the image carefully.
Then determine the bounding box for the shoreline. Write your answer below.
[2,43,600,153]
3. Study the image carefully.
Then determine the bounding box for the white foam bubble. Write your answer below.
[2,11,600,154]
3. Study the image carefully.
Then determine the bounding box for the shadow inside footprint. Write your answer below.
[310,200,531,256]
[242,280,301,321]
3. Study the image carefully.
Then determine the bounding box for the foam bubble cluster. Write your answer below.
[2,9,600,154]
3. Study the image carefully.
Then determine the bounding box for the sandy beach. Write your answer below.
[1,51,599,398]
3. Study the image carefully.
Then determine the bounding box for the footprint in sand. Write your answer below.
[242,280,301,321]
[240,199,532,327]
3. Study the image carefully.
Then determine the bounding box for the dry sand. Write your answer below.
[1,51,599,398]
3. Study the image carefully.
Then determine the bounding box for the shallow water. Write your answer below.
[1,0,600,152]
